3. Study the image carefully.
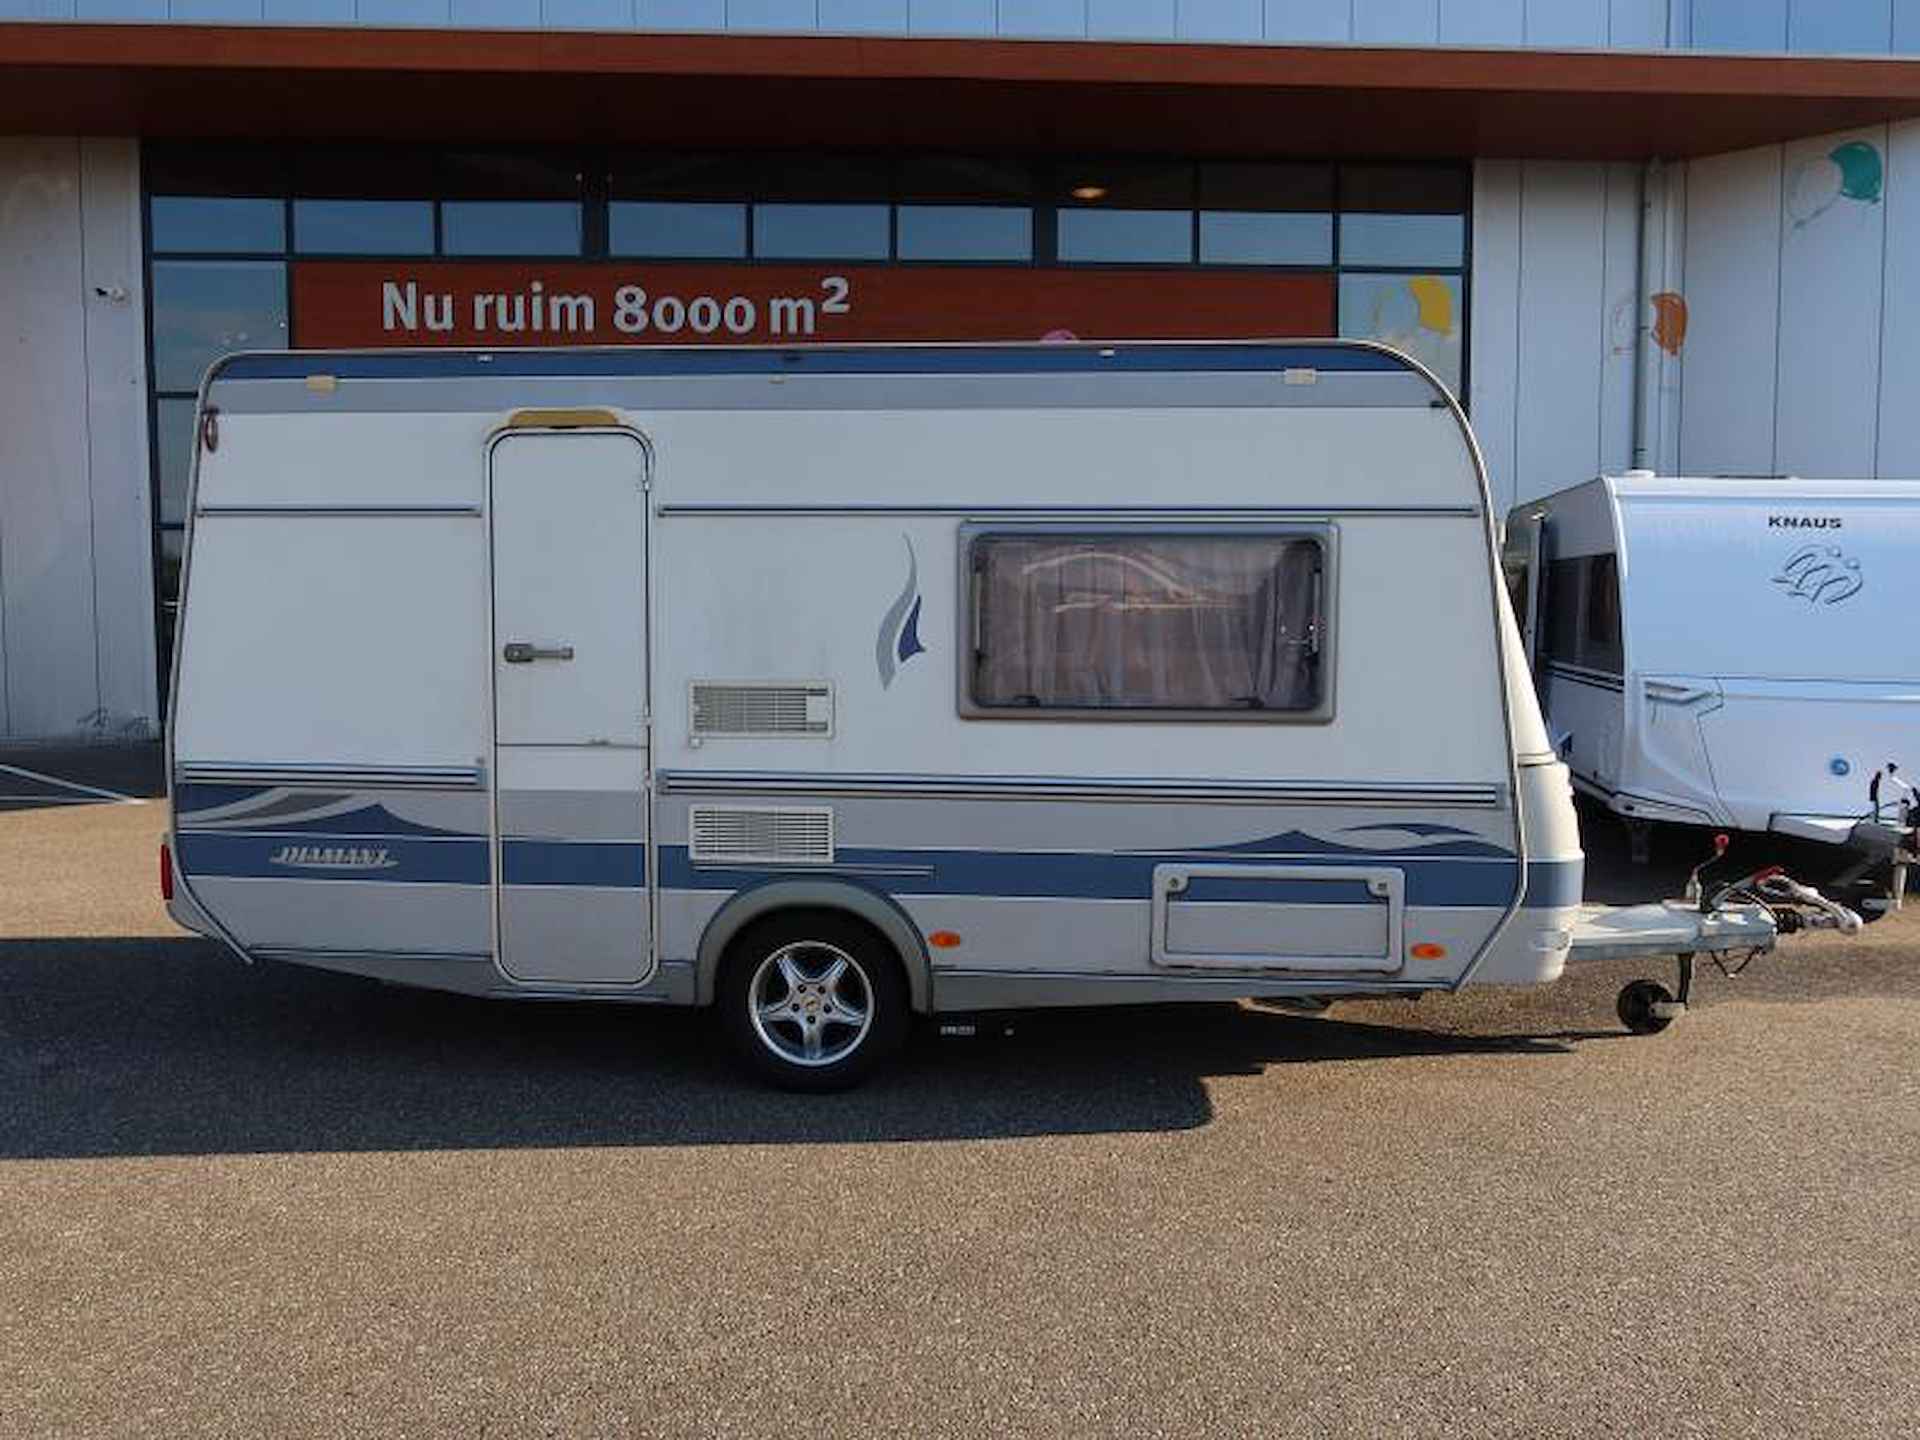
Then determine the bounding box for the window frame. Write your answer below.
[955,523,1337,724]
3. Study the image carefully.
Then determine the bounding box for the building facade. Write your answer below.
[2,0,1919,739]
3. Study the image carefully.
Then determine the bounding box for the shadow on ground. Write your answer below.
[0,936,1619,1161]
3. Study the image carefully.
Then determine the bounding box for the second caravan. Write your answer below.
[1506,474,1920,898]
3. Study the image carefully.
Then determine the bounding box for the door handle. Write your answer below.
[502,642,575,664]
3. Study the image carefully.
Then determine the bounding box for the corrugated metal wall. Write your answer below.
[0,139,157,742]
[1473,117,1920,513]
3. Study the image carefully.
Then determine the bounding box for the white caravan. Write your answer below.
[1505,475,1919,893]
[166,341,1586,1087]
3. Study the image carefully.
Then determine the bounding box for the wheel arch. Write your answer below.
[693,880,933,1013]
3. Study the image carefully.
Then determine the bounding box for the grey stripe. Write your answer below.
[657,771,1507,809]
[658,504,1479,519]
[177,763,487,790]
[195,505,482,519]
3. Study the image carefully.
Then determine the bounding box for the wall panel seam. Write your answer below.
[1513,161,1527,501]
[1771,144,1786,476]
[1874,121,1891,475]
[79,137,105,729]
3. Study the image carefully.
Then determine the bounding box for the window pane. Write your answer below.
[1338,272,1462,396]
[970,534,1324,713]
[151,260,288,391]
[1583,554,1623,672]
[439,150,582,200]
[753,203,890,260]
[898,155,1035,202]
[441,201,583,256]
[1057,160,1191,209]
[145,144,286,199]
[612,151,759,200]
[1200,162,1333,212]
[293,199,434,255]
[1338,213,1466,268]
[1058,209,1192,264]
[761,154,890,201]
[1545,560,1581,664]
[155,397,199,526]
[896,205,1033,261]
[610,201,748,257]
[295,146,438,199]
[1341,165,1469,214]
[150,197,285,254]
[1200,211,1332,266]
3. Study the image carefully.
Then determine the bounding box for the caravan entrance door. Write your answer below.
[488,428,652,985]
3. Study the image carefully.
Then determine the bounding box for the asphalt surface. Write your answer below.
[3,747,1918,1437]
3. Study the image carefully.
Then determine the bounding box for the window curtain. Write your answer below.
[974,537,1321,711]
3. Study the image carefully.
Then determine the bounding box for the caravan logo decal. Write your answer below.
[268,843,399,871]
[1768,515,1843,530]
[875,536,927,689]
[1772,544,1864,606]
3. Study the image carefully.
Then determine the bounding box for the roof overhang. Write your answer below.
[3,23,1920,159]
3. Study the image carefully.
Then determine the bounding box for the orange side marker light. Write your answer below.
[928,931,963,949]
[1410,942,1448,961]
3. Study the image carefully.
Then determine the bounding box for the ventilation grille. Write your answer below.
[689,805,835,866]
[690,682,833,738]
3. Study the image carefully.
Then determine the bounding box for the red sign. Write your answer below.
[291,262,1334,348]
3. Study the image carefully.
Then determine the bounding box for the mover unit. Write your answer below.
[1505,475,1919,899]
[166,341,1585,1087]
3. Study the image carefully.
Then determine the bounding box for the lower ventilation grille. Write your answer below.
[689,805,835,865]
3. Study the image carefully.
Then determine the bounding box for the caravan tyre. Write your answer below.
[718,911,909,1091]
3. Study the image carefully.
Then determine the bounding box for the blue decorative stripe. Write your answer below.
[658,846,1545,910]
[175,829,1577,909]
[501,841,645,887]
[212,342,1415,385]
[177,831,489,884]
[1520,857,1584,910]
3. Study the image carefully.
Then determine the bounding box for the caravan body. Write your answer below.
[1506,475,1920,848]
[167,342,1579,1084]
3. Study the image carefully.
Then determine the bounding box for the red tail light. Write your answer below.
[160,843,175,902]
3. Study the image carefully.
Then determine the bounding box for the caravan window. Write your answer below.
[1582,553,1622,673]
[1542,555,1622,675]
[964,531,1329,719]
[1544,562,1583,666]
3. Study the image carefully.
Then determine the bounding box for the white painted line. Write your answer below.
[0,763,146,805]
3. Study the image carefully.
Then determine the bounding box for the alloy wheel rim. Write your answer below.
[746,941,875,1067]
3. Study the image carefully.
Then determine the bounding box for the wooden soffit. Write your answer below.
[3,23,1920,159]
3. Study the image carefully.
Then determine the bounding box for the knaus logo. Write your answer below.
[269,844,398,871]
[1768,514,1843,530]
[1772,543,1864,606]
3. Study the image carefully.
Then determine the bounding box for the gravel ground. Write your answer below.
[2,749,1917,1438]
